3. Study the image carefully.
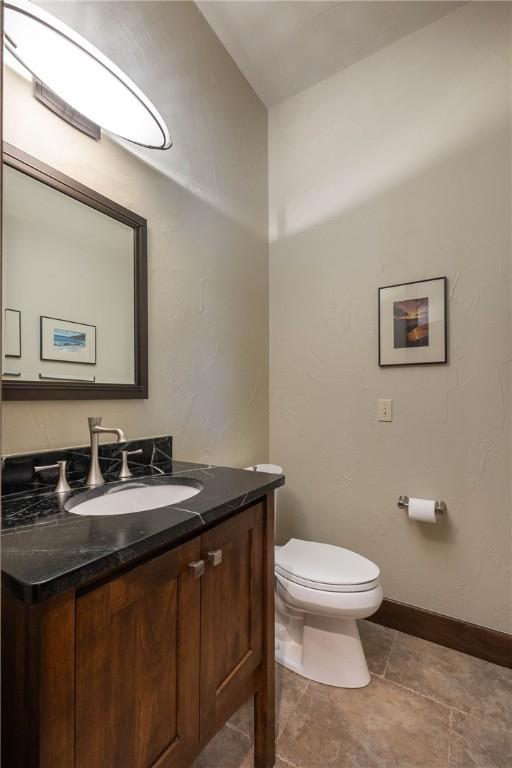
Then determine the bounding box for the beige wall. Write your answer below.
[2,1,269,468]
[269,2,512,632]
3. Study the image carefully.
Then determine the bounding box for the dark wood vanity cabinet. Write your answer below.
[2,496,275,768]
[200,503,264,742]
[75,537,201,768]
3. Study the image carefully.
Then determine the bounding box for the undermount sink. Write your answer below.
[66,478,202,517]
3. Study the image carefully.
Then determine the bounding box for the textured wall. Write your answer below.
[2,1,269,468]
[269,2,512,632]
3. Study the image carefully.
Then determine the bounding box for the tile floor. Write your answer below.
[193,621,512,768]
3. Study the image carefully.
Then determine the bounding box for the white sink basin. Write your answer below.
[66,479,202,516]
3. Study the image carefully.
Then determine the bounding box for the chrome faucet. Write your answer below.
[86,416,127,486]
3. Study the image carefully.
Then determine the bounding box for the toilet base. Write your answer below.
[275,614,371,688]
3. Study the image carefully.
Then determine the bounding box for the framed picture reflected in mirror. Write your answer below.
[40,316,96,365]
[4,308,21,358]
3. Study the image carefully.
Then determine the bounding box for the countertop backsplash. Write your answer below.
[1,435,173,498]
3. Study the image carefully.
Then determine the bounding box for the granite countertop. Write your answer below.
[1,437,284,604]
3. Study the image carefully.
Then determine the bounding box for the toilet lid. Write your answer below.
[275,539,380,593]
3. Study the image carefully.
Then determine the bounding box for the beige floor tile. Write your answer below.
[276,674,451,767]
[358,620,396,675]
[386,632,512,729]
[449,710,512,767]
[275,664,310,733]
[228,665,309,738]
[226,699,253,739]
[192,724,252,768]
[193,635,512,767]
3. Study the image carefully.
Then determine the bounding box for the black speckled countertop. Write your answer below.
[1,437,284,604]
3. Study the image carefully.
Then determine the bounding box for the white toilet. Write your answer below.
[246,464,383,688]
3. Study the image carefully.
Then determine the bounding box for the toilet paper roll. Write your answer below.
[408,497,437,523]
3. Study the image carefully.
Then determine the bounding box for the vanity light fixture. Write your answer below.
[4,0,172,149]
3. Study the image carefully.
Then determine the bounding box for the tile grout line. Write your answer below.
[381,629,398,678]
[447,708,454,767]
[379,674,512,734]
[448,706,512,735]
[275,754,300,768]
[381,674,457,712]
[277,679,311,738]
[225,719,251,740]
[223,673,314,745]
[379,632,512,734]
[275,676,312,756]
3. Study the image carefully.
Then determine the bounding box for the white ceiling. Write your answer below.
[196,1,465,107]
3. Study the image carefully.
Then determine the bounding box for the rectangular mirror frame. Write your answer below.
[2,143,148,400]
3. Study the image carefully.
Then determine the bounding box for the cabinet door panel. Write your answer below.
[76,539,201,768]
[200,504,264,738]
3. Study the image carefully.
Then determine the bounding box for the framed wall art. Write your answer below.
[378,277,447,366]
[40,316,97,365]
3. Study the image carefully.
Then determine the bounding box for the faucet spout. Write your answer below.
[86,417,127,486]
[91,426,127,442]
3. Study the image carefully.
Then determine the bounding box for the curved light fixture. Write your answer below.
[4,0,172,149]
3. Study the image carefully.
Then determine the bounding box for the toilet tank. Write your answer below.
[246,464,283,475]
[245,464,283,533]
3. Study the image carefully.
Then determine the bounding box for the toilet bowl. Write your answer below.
[245,464,382,689]
[275,539,382,687]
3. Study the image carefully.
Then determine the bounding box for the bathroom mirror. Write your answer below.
[2,144,148,400]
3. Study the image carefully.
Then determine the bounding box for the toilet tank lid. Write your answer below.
[245,463,283,474]
[275,539,380,587]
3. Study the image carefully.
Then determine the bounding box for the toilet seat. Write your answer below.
[275,539,380,593]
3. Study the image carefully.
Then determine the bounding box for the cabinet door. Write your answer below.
[75,539,201,768]
[200,503,264,738]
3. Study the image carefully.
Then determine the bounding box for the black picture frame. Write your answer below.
[378,276,448,367]
[2,143,148,400]
[40,316,97,366]
[4,308,21,358]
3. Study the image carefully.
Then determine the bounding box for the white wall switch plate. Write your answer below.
[377,399,393,422]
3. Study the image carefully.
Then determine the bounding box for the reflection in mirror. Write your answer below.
[4,165,134,383]
[2,145,148,399]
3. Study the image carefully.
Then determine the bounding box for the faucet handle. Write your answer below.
[34,460,71,494]
[119,448,143,480]
[88,416,103,430]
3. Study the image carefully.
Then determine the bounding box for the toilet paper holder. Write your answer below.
[397,495,447,515]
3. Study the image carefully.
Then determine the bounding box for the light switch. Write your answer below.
[377,399,393,422]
